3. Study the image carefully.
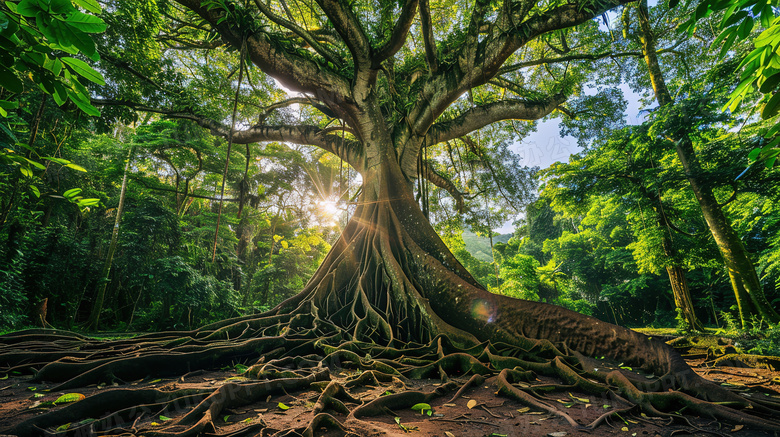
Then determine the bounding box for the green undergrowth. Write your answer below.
[635,320,780,358]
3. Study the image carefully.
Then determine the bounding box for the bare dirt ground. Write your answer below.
[2,352,780,437]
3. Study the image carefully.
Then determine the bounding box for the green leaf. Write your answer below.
[737,17,754,39]
[718,31,738,59]
[53,393,85,404]
[277,402,290,410]
[50,0,74,14]
[20,167,33,177]
[30,185,40,198]
[0,65,23,93]
[223,415,230,422]
[55,423,71,431]
[65,10,106,33]
[72,0,101,13]
[51,20,98,59]
[66,88,101,116]
[760,72,780,93]
[63,188,82,198]
[761,5,773,28]
[0,99,19,110]
[65,162,87,172]
[0,374,7,380]
[17,0,41,17]
[762,88,780,118]
[159,415,173,422]
[61,57,104,85]
[411,403,431,413]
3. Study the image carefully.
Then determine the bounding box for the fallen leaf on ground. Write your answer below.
[466,399,477,409]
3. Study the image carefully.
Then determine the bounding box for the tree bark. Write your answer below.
[636,0,778,327]
[639,185,703,331]
[85,148,132,331]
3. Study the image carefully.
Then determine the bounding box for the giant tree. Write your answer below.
[3,0,780,435]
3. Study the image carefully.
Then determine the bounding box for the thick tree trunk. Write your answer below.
[636,0,778,327]
[268,155,684,375]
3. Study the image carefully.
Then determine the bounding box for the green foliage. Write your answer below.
[679,0,780,168]
[0,0,106,117]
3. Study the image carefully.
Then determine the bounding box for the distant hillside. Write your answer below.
[462,230,513,262]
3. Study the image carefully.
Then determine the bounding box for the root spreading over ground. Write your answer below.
[3,173,780,436]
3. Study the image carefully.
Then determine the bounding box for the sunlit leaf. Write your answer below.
[61,57,104,85]
[53,393,86,404]
[63,188,82,199]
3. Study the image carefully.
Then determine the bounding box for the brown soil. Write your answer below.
[1,354,777,437]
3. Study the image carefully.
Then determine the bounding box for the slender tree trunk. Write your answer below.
[85,148,132,331]
[639,185,703,331]
[636,0,778,327]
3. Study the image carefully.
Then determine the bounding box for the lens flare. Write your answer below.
[471,299,496,323]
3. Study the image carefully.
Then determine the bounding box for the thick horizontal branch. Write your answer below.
[173,0,354,109]
[93,99,364,173]
[425,96,566,146]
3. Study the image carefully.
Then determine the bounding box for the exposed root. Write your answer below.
[3,176,780,436]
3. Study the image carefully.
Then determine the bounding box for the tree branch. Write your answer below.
[252,0,343,67]
[423,162,466,212]
[92,99,364,172]
[131,176,240,202]
[313,0,372,67]
[372,0,420,67]
[498,51,641,75]
[173,0,354,110]
[418,0,438,73]
[425,96,566,146]
[460,136,520,213]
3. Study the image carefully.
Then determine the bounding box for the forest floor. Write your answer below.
[2,331,780,437]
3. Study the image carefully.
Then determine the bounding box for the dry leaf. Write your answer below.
[445,432,455,437]
[548,432,567,437]
[621,427,629,432]
[443,403,456,407]
[732,425,744,432]
[466,399,477,409]
[517,407,530,413]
